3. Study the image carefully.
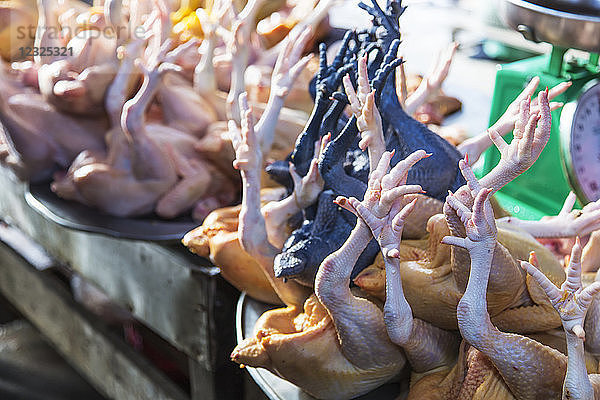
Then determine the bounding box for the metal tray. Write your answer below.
[499,0,600,52]
[236,293,406,400]
[26,182,198,242]
[528,0,600,16]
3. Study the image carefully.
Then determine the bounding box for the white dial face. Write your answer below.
[569,82,600,202]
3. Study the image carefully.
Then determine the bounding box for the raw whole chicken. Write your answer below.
[0,0,331,222]
[224,3,600,399]
[51,39,180,217]
[231,73,600,400]
[35,0,122,116]
[0,60,107,182]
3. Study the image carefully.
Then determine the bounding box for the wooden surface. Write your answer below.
[0,167,217,370]
[0,224,189,400]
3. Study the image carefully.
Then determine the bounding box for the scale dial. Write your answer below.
[560,81,600,204]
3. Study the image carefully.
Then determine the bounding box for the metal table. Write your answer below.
[0,166,241,400]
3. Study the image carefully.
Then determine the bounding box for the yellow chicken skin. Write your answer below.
[183,197,284,305]
[233,295,405,400]
[227,94,412,399]
[407,342,515,400]
[354,214,565,333]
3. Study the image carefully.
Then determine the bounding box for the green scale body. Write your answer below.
[478,47,600,220]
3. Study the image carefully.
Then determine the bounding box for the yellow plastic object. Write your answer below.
[172,11,204,42]
[76,6,106,32]
[171,0,203,24]
[170,0,284,43]
[171,0,207,42]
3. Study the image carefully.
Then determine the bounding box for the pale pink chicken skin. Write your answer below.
[585,263,600,362]
[154,143,236,220]
[196,0,313,168]
[35,0,177,118]
[583,231,600,273]
[161,10,314,220]
[52,34,141,164]
[325,77,459,393]
[51,39,179,217]
[155,38,218,137]
[35,0,121,116]
[231,63,451,397]
[459,77,570,166]
[50,38,144,202]
[400,42,458,116]
[227,36,600,398]
[439,90,559,324]
[497,192,600,273]
[330,82,600,399]
[48,3,227,219]
[347,75,570,339]
[497,191,600,243]
[194,8,314,187]
[50,0,314,220]
[336,155,459,375]
[147,36,235,219]
[157,71,217,136]
[0,60,107,181]
[230,93,315,307]
[522,239,600,400]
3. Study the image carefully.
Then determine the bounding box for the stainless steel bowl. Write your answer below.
[530,0,600,16]
[499,0,600,52]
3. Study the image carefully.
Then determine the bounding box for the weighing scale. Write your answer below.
[480,0,600,219]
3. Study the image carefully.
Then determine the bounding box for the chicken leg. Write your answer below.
[335,151,459,375]
[54,42,179,216]
[443,187,576,399]
[522,241,600,399]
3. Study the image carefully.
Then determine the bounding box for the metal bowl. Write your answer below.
[236,293,407,400]
[498,0,600,52]
[529,0,600,16]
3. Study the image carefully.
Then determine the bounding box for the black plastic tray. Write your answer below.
[26,182,198,242]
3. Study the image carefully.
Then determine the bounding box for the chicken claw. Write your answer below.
[497,191,600,239]
[521,239,600,339]
[231,93,261,171]
[521,240,600,400]
[459,77,569,166]
[289,132,328,209]
[441,187,497,255]
[336,149,428,219]
[404,42,458,115]
[343,54,384,166]
[270,27,314,99]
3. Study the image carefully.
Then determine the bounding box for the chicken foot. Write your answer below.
[232,93,312,307]
[403,42,458,116]
[443,188,571,399]
[522,241,600,399]
[459,77,569,166]
[336,155,459,374]
[316,148,428,370]
[226,0,266,124]
[498,192,600,239]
